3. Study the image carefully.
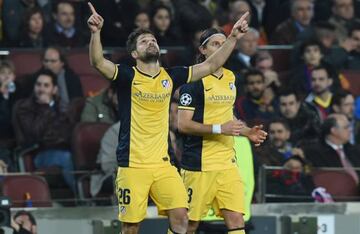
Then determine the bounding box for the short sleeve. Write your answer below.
[112,64,134,85]
[167,66,193,90]
[178,81,200,111]
[234,72,244,99]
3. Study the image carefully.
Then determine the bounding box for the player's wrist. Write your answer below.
[212,124,221,134]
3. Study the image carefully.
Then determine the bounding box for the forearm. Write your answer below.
[89,31,104,68]
[206,36,237,72]
[191,36,237,81]
[178,120,213,136]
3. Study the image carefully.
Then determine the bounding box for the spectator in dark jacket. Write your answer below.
[14,69,76,192]
[17,46,83,112]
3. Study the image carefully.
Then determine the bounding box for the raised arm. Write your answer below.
[190,12,249,82]
[88,2,116,79]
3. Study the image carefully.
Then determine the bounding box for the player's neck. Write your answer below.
[136,60,161,76]
[213,67,223,77]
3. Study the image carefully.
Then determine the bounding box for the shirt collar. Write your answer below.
[55,23,76,38]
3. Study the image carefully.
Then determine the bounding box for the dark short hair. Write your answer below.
[22,7,44,33]
[300,39,324,56]
[277,88,300,101]
[42,46,67,64]
[14,210,36,226]
[197,27,226,63]
[52,0,74,14]
[149,4,172,22]
[331,89,353,107]
[321,116,338,138]
[36,68,58,86]
[243,69,265,84]
[269,118,291,131]
[314,21,335,31]
[126,28,156,54]
[311,64,332,79]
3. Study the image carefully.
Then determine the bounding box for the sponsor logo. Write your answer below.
[205,87,213,92]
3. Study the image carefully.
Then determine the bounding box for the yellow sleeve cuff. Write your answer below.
[187,66,193,83]
[112,65,119,81]
[178,106,195,110]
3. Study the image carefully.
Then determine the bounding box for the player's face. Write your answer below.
[202,35,226,58]
[42,48,64,75]
[245,75,265,99]
[153,8,170,32]
[303,45,322,66]
[336,94,355,120]
[269,122,290,148]
[351,30,360,52]
[279,94,301,119]
[34,75,56,100]
[292,0,313,26]
[310,69,332,95]
[134,34,160,63]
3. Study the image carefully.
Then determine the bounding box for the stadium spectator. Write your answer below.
[134,10,150,30]
[225,27,259,73]
[255,119,306,167]
[235,69,278,125]
[271,0,314,44]
[18,8,46,48]
[290,40,341,97]
[18,47,84,110]
[304,65,334,122]
[278,89,320,145]
[90,121,120,198]
[304,113,360,185]
[223,0,252,36]
[345,23,360,69]
[0,61,16,144]
[46,0,86,48]
[2,0,37,46]
[149,4,182,46]
[11,210,37,234]
[331,90,360,144]
[13,69,76,192]
[328,0,360,43]
[251,50,281,104]
[81,82,118,124]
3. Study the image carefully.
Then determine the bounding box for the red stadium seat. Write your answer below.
[2,175,52,207]
[312,170,359,201]
[72,122,111,170]
[79,75,110,97]
[72,122,111,201]
[66,49,98,76]
[8,50,42,77]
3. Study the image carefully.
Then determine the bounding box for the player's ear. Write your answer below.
[131,50,138,59]
[198,45,206,56]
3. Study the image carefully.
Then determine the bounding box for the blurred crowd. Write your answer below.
[0,0,360,204]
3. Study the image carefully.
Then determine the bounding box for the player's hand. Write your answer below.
[247,124,267,147]
[229,11,249,40]
[221,120,244,136]
[87,2,104,33]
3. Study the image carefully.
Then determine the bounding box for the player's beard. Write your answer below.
[140,47,160,63]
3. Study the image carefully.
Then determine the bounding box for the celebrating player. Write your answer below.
[178,28,267,234]
[87,2,249,234]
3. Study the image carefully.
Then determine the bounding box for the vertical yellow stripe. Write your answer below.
[187,66,193,83]
[112,65,119,80]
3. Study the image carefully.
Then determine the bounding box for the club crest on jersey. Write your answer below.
[161,80,171,89]
[180,93,192,106]
[229,82,235,90]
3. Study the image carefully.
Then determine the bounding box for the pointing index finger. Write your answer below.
[238,11,249,22]
[88,2,97,15]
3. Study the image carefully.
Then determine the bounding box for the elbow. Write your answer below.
[178,121,190,134]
